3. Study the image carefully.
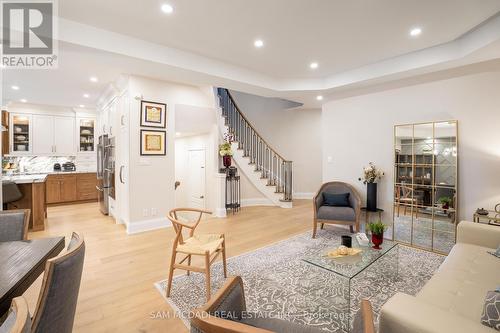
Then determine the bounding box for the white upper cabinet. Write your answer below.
[77,118,96,154]
[32,115,55,154]
[54,116,75,155]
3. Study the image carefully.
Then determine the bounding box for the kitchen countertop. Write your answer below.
[2,170,97,183]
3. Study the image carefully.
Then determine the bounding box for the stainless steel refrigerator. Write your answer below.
[97,135,114,215]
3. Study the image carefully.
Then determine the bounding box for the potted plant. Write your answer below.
[359,162,384,211]
[219,133,234,168]
[438,196,452,212]
[367,221,387,250]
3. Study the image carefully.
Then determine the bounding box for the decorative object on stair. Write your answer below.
[359,162,384,212]
[368,221,387,249]
[216,88,293,203]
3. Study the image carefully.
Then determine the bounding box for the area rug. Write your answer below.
[155,227,445,332]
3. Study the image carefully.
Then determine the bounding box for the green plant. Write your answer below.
[438,196,452,205]
[367,221,387,235]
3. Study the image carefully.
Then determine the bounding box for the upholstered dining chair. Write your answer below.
[167,208,227,301]
[0,209,30,242]
[31,232,85,333]
[0,297,31,333]
[352,299,376,333]
[313,182,361,238]
[191,276,323,333]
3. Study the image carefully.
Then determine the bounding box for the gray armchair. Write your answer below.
[313,182,361,238]
[0,210,30,242]
[191,276,323,333]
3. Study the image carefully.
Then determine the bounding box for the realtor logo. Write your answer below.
[1,0,58,68]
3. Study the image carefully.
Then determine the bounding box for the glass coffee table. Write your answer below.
[302,238,399,332]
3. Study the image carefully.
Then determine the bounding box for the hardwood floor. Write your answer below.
[25,200,313,332]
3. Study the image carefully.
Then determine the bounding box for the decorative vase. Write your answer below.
[223,155,232,168]
[366,182,377,211]
[371,232,383,250]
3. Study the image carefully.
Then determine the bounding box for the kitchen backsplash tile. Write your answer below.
[2,156,95,174]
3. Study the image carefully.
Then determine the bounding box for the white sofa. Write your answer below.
[379,221,500,333]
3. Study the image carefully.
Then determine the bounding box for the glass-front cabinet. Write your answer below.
[10,114,33,154]
[78,118,95,153]
[393,120,458,254]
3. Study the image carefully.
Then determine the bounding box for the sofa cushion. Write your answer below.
[317,206,355,221]
[241,317,323,333]
[481,291,500,330]
[322,192,350,207]
[417,243,500,322]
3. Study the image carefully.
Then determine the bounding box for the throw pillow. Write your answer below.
[323,192,350,207]
[481,291,500,330]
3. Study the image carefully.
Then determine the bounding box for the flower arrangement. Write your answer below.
[358,162,384,184]
[219,142,233,157]
[219,132,234,157]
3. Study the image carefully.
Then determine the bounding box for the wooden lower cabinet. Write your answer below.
[46,173,97,204]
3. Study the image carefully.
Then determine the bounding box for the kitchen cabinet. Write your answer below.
[77,118,96,153]
[46,173,97,204]
[32,115,75,155]
[10,114,32,155]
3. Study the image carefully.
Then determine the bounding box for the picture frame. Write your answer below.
[140,100,166,128]
[140,129,166,156]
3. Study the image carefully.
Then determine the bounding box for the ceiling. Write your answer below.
[2,1,500,109]
[59,0,500,79]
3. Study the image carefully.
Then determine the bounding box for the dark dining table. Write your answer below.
[0,237,65,316]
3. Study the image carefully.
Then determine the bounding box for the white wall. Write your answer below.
[126,76,214,227]
[322,71,500,222]
[230,91,322,197]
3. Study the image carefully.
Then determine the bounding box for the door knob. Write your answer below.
[199,196,204,199]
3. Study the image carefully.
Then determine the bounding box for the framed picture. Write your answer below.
[140,130,166,156]
[140,100,166,128]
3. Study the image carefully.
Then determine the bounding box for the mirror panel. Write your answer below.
[393,121,458,254]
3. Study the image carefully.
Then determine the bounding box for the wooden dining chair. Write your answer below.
[352,299,376,333]
[166,208,227,301]
[0,209,30,242]
[0,297,31,333]
[31,232,85,333]
[395,185,419,219]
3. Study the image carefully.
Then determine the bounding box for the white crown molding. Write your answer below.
[57,14,500,96]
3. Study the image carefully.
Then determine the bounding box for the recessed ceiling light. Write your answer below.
[79,104,85,108]
[410,27,422,37]
[254,39,264,48]
[89,76,98,83]
[11,85,19,90]
[20,99,27,103]
[310,62,319,69]
[83,93,90,98]
[161,4,173,14]
[316,95,323,101]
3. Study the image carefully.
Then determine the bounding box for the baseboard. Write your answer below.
[126,217,172,234]
[293,192,315,199]
[241,198,274,207]
[213,208,227,218]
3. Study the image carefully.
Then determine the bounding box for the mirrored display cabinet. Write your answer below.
[393,120,458,254]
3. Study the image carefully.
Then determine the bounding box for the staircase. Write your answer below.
[216,88,293,207]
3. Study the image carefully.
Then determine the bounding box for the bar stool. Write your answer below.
[2,181,23,210]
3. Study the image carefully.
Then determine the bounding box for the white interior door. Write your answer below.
[54,116,75,155]
[187,149,206,209]
[32,115,54,154]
